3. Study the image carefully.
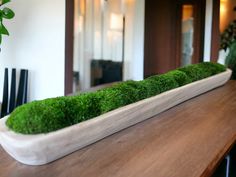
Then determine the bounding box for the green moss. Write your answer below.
[178,62,226,83]
[98,82,140,113]
[63,93,101,124]
[147,74,179,93]
[6,98,71,134]
[166,70,191,86]
[118,80,153,100]
[138,79,161,98]
[198,62,226,75]
[6,93,101,134]
[6,62,227,135]
[178,64,208,82]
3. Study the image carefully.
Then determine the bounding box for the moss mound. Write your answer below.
[6,98,70,134]
[6,62,227,134]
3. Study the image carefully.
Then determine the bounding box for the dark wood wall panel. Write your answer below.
[65,0,74,95]
[144,0,178,78]
[193,0,206,64]
[211,0,220,62]
[144,0,206,78]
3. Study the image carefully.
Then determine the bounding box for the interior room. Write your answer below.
[0,0,235,177]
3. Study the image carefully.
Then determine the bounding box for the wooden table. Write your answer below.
[1,81,236,177]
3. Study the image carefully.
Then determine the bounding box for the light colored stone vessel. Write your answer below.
[0,69,232,166]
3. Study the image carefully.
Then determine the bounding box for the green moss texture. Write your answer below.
[6,62,226,134]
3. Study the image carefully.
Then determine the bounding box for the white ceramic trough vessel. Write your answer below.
[0,69,232,166]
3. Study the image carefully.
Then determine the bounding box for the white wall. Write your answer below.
[204,0,230,64]
[0,0,65,102]
[218,49,229,64]
[203,0,213,61]
[130,0,144,81]
[204,0,226,64]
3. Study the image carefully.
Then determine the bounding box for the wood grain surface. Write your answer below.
[0,69,231,166]
[0,81,236,177]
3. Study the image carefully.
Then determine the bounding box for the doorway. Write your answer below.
[144,0,206,77]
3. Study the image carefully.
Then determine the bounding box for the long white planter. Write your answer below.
[0,69,232,166]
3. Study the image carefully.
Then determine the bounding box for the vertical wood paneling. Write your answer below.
[144,0,206,78]
[65,0,74,95]
[211,0,220,62]
[144,0,178,78]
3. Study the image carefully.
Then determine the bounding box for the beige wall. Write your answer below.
[182,5,193,21]
[220,0,236,32]
[218,0,236,63]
